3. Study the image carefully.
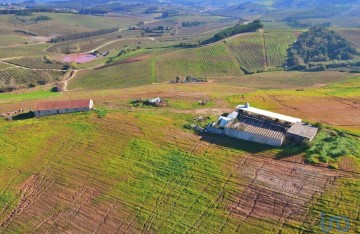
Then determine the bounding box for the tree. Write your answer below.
[202,20,264,44]
[286,26,359,70]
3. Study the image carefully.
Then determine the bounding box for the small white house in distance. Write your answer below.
[34,99,94,117]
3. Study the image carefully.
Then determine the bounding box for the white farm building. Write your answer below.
[206,103,318,147]
[34,99,94,117]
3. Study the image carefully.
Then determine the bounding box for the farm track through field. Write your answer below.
[62,70,78,92]
[262,33,269,67]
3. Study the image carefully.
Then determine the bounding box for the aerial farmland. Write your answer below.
[0,0,359,233]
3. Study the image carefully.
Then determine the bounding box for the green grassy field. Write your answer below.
[0,44,49,59]
[69,59,153,90]
[37,13,135,30]
[0,9,360,233]
[224,32,295,73]
[0,13,138,37]
[318,74,360,97]
[0,102,359,233]
[155,43,243,82]
[264,31,296,67]
[0,34,30,47]
[0,110,250,232]
[305,178,360,233]
[215,71,357,89]
[0,88,60,103]
[225,33,266,73]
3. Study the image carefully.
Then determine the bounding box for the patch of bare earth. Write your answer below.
[227,156,341,230]
[260,93,360,130]
[0,175,138,233]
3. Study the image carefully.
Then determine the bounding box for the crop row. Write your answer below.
[264,32,296,67]
[5,57,65,70]
[68,59,152,90]
[0,68,64,90]
[225,33,266,73]
[155,43,243,82]
[0,62,11,70]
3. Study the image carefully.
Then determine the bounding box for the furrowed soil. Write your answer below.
[0,110,358,233]
[0,9,359,233]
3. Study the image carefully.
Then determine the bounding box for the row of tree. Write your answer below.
[0,8,71,15]
[181,22,205,27]
[202,20,264,44]
[50,27,119,43]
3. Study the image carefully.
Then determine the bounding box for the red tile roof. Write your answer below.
[34,99,92,111]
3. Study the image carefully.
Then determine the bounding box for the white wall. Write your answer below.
[34,107,91,117]
[224,127,284,147]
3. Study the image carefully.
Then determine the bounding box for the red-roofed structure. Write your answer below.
[34,99,94,117]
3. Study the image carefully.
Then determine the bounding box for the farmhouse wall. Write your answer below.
[285,132,314,143]
[34,107,91,117]
[224,127,284,147]
[205,126,225,135]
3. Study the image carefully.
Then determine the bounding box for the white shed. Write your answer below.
[34,99,94,117]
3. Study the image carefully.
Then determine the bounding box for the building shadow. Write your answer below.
[12,112,35,120]
[198,132,309,158]
[275,144,308,160]
[198,132,273,153]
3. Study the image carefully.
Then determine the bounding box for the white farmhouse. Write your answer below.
[206,103,318,147]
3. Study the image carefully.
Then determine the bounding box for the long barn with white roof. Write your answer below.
[206,103,318,147]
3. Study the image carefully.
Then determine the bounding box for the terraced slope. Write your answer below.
[155,43,243,82]
[5,57,65,70]
[264,32,296,67]
[225,32,295,73]
[225,33,266,73]
[68,59,153,90]
[0,68,64,90]
[66,31,299,91]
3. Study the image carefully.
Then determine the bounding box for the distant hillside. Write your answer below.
[274,0,360,8]
[286,26,360,71]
